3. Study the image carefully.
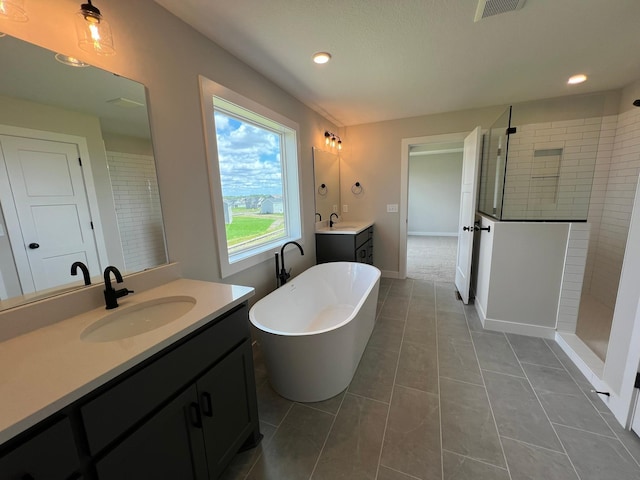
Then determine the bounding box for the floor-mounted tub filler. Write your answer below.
[249,262,381,402]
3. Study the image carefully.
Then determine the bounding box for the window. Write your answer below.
[199,76,302,277]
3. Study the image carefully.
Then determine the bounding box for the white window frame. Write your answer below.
[199,76,303,278]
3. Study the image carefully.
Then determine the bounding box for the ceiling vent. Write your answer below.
[474,0,526,22]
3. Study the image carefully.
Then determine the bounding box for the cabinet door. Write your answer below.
[95,385,208,480]
[198,340,258,479]
[0,418,79,480]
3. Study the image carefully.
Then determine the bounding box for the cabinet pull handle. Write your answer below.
[189,402,202,428]
[201,392,213,417]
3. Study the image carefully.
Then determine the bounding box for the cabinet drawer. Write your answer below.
[81,304,249,455]
[0,417,78,479]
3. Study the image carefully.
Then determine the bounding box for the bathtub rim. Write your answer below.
[248,262,381,337]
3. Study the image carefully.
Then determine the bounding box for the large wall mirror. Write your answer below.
[312,147,340,222]
[0,35,167,310]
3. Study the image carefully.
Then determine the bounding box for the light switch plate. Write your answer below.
[343,204,349,213]
[387,204,398,213]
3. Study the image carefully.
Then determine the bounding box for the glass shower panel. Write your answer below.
[478,106,512,219]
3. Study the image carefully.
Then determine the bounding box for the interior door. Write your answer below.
[454,127,482,304]
[0,134,100,293]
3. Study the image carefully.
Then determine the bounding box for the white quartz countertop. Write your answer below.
[315,220,373,235]
[0,278,254,445]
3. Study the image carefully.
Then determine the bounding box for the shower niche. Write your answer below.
[478,105,598,222]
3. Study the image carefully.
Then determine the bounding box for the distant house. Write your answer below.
[223,201,233,224]
[260,198,283,214]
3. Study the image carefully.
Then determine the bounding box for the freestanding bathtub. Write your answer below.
[249,262,381,402]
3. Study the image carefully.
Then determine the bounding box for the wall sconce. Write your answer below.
[324,131,342,150]
[76,0,115,56]
[0,0,28,22]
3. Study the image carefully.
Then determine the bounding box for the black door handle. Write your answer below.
[200,392,213,417]
[28,243,40,249]
[189,402,202,428]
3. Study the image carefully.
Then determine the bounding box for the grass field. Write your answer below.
[225,208,284,248]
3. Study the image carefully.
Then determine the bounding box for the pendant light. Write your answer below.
[0,0,28,22]
[75,0,115,56]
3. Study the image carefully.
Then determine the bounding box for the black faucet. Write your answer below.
[103,266,133,309]
[70,261,91,285]
[315,212,322,221]
[330,212,339,228]
[276,241,304,286]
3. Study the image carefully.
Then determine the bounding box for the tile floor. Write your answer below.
[222,277,640,480]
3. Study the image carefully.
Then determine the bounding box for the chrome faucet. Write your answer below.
[103,266,133,309]
[330,212,339,228]
[70,261,91,285]
[276,241,304,287]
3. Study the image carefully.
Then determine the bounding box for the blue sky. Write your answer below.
[214,111,283,197]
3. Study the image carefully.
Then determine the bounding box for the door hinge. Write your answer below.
[497,148,502,156]
[635,372,640,389]
[90,221,94,230]
[506,126,517,135]
[78,158,82,166]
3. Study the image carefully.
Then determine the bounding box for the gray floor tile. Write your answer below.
[411,280,436,300]
[348,345,399,403]
[247,404,334,480]
[506,333,564,368]
[438,336,484,386]
[600,412,640,466]
[440,377,506,468]
[462,303,494,334]
[256,381,294,426]
[501,437,579,480]
[483,370,563,451]
[522,363,614,437]
[437,311,472,340]
[380,385,441,480]
[404,309,436,345]
[368,315,406,353]
[220,422,277,480]
[395,339,439,394]
[303,389,346,415]
[471,331,525,377]
[555,424,640,480]
[388,280,414,298]
[376,465,418,480]
[443,450,509,480]
[380,296,410,320]
[311,394,388,480]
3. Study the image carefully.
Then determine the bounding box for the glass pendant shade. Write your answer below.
[75,2,115,56]
[0,0,28,22]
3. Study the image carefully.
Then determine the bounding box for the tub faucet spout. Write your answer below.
[278,241,304,287]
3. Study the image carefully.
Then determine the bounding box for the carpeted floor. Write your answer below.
[407,235,458,282]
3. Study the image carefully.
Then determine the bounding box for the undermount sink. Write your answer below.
[81,296,197,342]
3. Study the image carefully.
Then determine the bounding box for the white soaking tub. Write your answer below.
[249,262,381,402]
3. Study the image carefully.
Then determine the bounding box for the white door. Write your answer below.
[0,135,101,293]
[454,127,482,304]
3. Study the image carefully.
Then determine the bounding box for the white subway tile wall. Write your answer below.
[107,152,166,273]
[503,118,603,220]
[585,108,640,309]
[557,223,590,332]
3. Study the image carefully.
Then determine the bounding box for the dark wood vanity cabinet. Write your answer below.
[0,303,260,480]
[316,225,373,264]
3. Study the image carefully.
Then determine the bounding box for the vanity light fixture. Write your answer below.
[76,0,115,56]
[54,53,90,67]
[324,130,342,150]
[313,52,332,64]
[567,74,587,85]
[0,0,28,22]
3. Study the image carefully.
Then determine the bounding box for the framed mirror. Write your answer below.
[0,35,167,310]
[312,147,340,222]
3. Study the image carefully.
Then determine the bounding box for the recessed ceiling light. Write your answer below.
[313,52,332,64]
[568,74,587,85]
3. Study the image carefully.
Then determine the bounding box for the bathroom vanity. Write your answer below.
[0,278,259,479]
[315,221,374,264]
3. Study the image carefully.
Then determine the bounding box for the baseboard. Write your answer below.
[482,317,557,339]
[408,231,458,237]
[381,270,400,279]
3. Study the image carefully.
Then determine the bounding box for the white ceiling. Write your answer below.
[154,0,640,127]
